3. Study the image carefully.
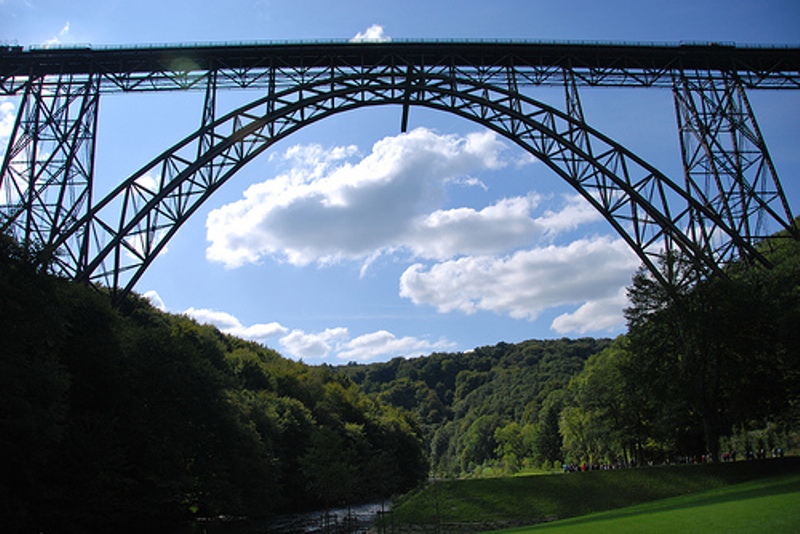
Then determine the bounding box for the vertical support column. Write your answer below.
[266,64,276,137]
[673,70,798,264]
[562,66,593,157]
[400,53,428,134]
[504,62,525,137]
[400,63,414,133]
[0,73,100,268]
[199,70,217,155]
[196,69,217,188]
[506,63,522,115]
[562,66,585,123]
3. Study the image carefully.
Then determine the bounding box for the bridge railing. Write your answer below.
[2,40,799,96]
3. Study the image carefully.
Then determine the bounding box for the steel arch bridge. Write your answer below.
[1,41,798,301]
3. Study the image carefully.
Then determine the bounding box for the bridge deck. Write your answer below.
[2,41,799,93]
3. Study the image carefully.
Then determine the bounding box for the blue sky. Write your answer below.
[2,0,799,365]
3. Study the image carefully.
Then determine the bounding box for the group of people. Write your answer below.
[562,462,633,473]
[740,447,784,461]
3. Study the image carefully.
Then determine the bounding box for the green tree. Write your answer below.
[494,422,525,472]
[300,425,357,507]
[624,230,800,461]
[528,390,566,466]
[0,235,70,531]
[560,338,651,464]
[460,414,500,472]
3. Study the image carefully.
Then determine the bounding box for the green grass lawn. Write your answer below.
[387,458,800,532]
[492,471,800,533]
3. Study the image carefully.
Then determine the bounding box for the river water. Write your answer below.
[190,501,391,533]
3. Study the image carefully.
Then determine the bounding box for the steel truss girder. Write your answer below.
[30,63,782,302]
[673,71,797,265]
[0,47,797,302]
[0,74,100,263]
[2,42,799,95]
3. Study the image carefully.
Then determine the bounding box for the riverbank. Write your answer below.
[387,457,800,531]
[184,501,389,533]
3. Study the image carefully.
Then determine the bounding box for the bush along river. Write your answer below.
[183,501,392,533]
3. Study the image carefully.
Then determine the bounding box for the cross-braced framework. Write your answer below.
[1,41,798,301]
[673,70,794,260]
[1,73,100,267]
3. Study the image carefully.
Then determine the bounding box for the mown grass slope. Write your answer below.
[494,471,800,533]
[388,458,800,531]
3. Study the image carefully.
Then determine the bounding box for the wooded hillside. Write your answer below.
[2,217,797,531]
[337,337,612,476]
[0,235,427,533]
[337,222,800,476]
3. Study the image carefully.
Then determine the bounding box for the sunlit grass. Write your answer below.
[388,458,800,531]
[493,472,800,533]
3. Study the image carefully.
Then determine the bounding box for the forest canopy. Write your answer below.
[2,218,798,531]
[0,234,427,533]
[338,223,800,475]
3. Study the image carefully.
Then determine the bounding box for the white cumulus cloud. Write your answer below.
[43,22,71,47]
[537,193,604,237]
[0,98,15,146]
[551,286,630,334]
[406,194,542,260]
[143,293,456,363]
[399,236,639,325]
[202,125,637,337]
[336,330,456,362]
[142,290,166,311]
[279,327,349,360]
[350,24,391,43]
[184,306,288,342]
[277,326,454,362]
[205,128,516,268]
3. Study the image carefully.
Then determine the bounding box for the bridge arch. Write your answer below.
[54,70,751,301]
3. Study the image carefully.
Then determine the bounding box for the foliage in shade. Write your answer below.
[2,216,797,531]
[0,234,427,533]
